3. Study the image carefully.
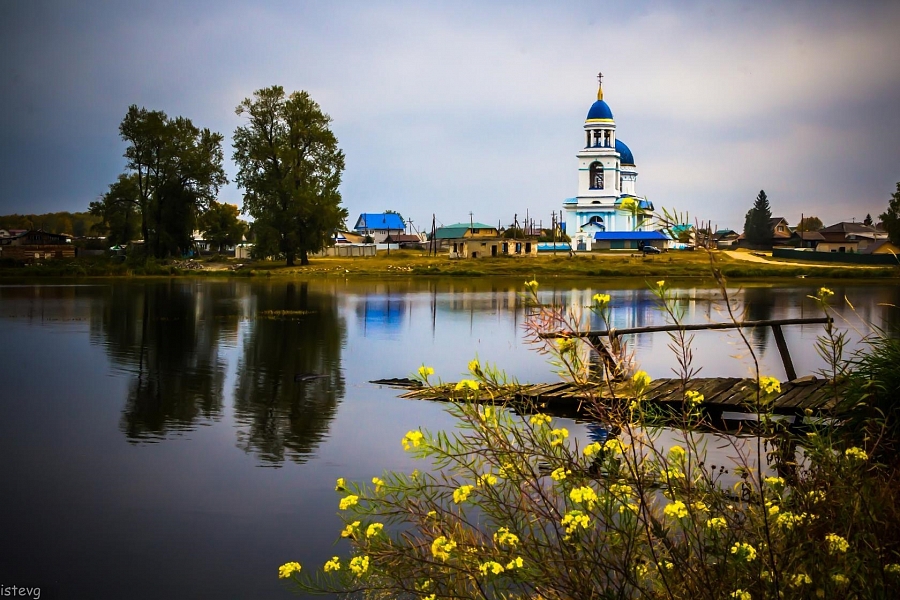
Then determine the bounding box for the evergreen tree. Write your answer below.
[864,213,873,227]
[880,182,900,246]
[743,190,772,246]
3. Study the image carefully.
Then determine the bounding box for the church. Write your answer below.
[562,75,666,251]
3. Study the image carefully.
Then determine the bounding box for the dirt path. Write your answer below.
[722,250,881,269]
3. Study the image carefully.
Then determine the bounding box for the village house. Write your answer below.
[435,222,537,258]
[353,213,405,243]
[0,229,74,261]
[816,222,888,253]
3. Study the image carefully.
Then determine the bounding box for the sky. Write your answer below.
[2,0,899,233]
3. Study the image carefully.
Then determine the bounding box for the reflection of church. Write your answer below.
[562,75,666,251]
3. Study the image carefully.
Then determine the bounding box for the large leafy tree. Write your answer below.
[89,174,142,245]
[198,201,248,253]
[232,86,347,266]
[743,190,772,246]
[797,216,823,232]
[107,105,227,258]
[880,182,900,246]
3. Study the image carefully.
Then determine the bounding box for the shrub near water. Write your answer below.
[280,282,900,599]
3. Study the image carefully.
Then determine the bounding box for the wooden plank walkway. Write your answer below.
[395,377,844,416]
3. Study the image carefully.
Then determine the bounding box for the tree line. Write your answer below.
[88,86,346,264]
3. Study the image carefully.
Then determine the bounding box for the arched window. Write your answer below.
[587,216,605,231]
[589,162,604,190]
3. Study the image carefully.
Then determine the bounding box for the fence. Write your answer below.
[772,248,899,266]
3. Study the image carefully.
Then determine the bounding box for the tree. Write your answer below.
[797,216,823,232]
[198,201,248,254]
[115,105,227,258]
[89,174,142,245]
[232,86,347,266]
[880,182,900,246]
[743,190,772,246]
[864,213,873,227]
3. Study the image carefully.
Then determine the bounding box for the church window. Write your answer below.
[589,162,604,189]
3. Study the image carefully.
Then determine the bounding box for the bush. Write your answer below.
[276,278,900,598]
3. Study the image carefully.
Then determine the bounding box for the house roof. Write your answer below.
[435,223,497,239]
[354,213,405,231]
[819,222,879,235]
[593,231,669,241]
[859,239,900,255]
[794,231,825,241]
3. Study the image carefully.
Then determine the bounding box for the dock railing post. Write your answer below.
[770,324,797,381]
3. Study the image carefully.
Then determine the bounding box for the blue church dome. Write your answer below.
[586,100,614,122]
[616,138,635,166]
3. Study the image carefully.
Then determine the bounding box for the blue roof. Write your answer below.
[586,100,614,121]
[615,139,635,165]
[593,231,669,241]
[355,213,405,231]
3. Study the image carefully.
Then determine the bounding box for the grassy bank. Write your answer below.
[2,249,898,280]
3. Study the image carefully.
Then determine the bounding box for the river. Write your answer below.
[0,278,897,599]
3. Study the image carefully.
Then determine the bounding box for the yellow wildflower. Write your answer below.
[417,365,435,379]
[730,590,751,600]
[759,376,781,395]
[506,556,524,569]
[453,485,474,504]
[657,280,665,288]
[664,500,689,519]
[684,390,704,406]
[349,555,369,576]
[817,287,835,299]
[426,510,436,518]
[832,574,848,585]
[493,527,519,547]
[477,473,498,486]
[668,445,686,461]
[431,536,456,561]
[845,447,868,461]
[764,476,785,487]
[339,495,359,510]
[278,562,302,579]
[323,557,341,572]
[468,358,481,373]
[422,595,436,600]
[632,370,651,390]
[730,542,757,562]
[886,564,900,574]
[455,379,479,391]
[570,485,599,508]
[592,293,611,307]
[790,573,812,587]
[775,511,808,530]
[550,467,571,481]
[340,520,361,538]
[603,438,625,454]
[401,430,424,451]
[549,428,569,447]
[366,523,384,538]
[479,561,505,576]
[415,579,434,592]
[561,509,591,535]
[524,280,539,293]
[662,561,674,570]
[768,503,780,516]
[372,476,384,492]
[334,477,345,491]
[692,501,709,512]
[825,533,849,554]
[583,442,602,457]
[707,516,727,529]
[619,502,639,514]
[530,413,552,426]
[806,490,826,503]
[557,337,577,354]
[609,483,633,496]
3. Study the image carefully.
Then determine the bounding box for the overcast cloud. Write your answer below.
[1,0,898,231]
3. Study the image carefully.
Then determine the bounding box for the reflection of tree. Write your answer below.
[742,287,774,349]
[90,282,233,441]
[234,282,345,465]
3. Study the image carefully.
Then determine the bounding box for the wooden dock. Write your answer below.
[393,376,843,420]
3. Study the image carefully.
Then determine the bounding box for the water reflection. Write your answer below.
[233,282,346,466]
[90,282,235,441]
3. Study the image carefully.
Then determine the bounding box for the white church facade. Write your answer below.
[562,76,666,251]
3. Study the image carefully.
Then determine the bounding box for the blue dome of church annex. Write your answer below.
[586,100,614,122]
[616,138,635,166]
